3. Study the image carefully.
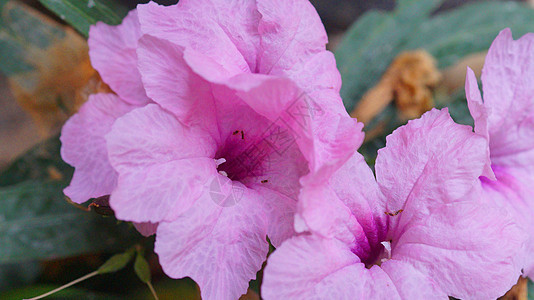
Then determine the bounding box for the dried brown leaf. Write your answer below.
[239,289,260,300]
[351,50,441,124]
[440,51,487,93]
[499,277,527,300]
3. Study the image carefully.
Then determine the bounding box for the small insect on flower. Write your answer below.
[261,180,269,183]
[233,130,245,139]
[384,209,403,217]
[89,195,115,216]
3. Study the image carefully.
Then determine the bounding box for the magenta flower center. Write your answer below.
[213,130,262,182]
[364,241,392,269]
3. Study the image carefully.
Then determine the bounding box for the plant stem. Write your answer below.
[147,281,159,300]
[25,271,99,300]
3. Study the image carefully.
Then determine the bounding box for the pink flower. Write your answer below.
[262,109,525,299]
[60,11,158,236]
[61,10,148,204]
[61,0,362,299]
[466,28,534,277]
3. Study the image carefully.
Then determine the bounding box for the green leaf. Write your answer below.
[143,277,200,300]
[335,0,445,111]
[38,0,129,37]
[528,279,534,300]
[0,284,120,300]
[97,249,135,274]
[0,1,65,76]
[406,1,534,68]
[335,0,534,164]
[0,135,72,187]
[0,180,140,263]
[395,0,444,19]
[335,10,398,111]
[0,135,141,263]
[435,87,473,127]
[0,262,41,292]
[336,0,534,112]
[134,250,151,284]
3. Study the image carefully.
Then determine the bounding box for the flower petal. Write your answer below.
[328,153,388,246]
[228,74,364,182]
[392,186,525,299]
[106,104,217,222]
[481,166,534,278]
[110,159,217,223]
[465,67,494,179]
[262,235,402,300]
[136,36,213,122]
[155,190,268,300]
[467,29,534,280]
[136,35,228,142]
[295,152,389,264]
[88,10,149,105]
[137,0,253,74]
[480,29,534,168]
[375,109,488,236]
[295,183,368,249]
[256,0,328,76]
[133,222,158,237]
[60,93,135,203]
[245,138,307,246]
[380,260,447,299]
[282,51,342,94]
[137,10,361,183]
[106,104,216,168]
[252,186,296,247]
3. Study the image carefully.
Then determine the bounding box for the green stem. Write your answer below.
[25,271,99,300]
[147,281,159,300]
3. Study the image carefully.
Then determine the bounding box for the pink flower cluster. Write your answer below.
[60,0,534,298]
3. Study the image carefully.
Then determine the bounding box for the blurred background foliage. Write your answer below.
[1,0,534,299]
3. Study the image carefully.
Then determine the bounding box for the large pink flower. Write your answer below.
[466,28,534,277]
[262,109,525,299]
[62,0,363,299]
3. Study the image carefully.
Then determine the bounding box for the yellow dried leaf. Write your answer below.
[2,1,110,136]
[499,277,527,300]
[239,289,260,300]
[440,51,486,93]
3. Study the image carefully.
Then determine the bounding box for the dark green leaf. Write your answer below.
[0,0,65,76]
[134,250,151,284]
[404,1,534,68]
[0,135,72,187]
[528,279,534,300]
[395,0,444,19]
[38,0,129,37]
[97,249,135,274]
[0,132,141,263]
[335,10,398,112]
[0,284,121,300]
[144,277,200,300]
[0,180,140,263]
[336,0,445,112]
[435,88,473,127]
[0,262,41,292]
